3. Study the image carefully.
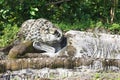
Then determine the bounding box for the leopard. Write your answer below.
[11,18,65,57]
[18,18,62,43]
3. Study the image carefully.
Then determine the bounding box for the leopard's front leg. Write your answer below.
[33,41,57,57]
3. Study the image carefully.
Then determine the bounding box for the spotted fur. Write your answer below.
[17,18,62,44]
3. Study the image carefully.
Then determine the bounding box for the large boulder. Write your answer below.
[58,30,120,71]
[62,30,120,59]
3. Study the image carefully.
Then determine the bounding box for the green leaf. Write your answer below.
[30,11,35,16]
[30,7,38,11]
[0,0,4,4]
[33,8,38,11]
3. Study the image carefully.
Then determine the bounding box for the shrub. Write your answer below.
[109,23,120,34]
[0,24,19,47]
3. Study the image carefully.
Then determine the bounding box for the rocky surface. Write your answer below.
[0,30,120,79]
[63,30,120,59]
[0,57,120,73]
[0,68,120,80]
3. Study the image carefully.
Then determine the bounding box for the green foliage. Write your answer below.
[94,73,100,79]
[0,24,19,47]
[96,21,103,27]
[109,23,120,30]
[56,21,91,32]
[109,23,120,33]
[0,0,120,25]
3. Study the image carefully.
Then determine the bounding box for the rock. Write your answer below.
[58,30,120,71]
[0,68,120,80]
[63,30,120,59]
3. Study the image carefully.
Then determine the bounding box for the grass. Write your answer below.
[92,73,120,80]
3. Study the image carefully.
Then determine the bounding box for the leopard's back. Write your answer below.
[17,18,62,44]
